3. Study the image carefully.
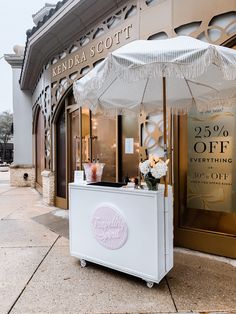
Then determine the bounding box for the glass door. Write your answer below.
[119,115,139,181]
[58,90,141,209]
[91,114,116,182]
[68,109,139,183]
[68,107,91,181]
[68,108,80,182]
[55,106,67,209]
[68,108,117,183]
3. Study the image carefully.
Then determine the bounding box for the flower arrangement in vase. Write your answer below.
[139,155,169,191]
[83,162,105,183]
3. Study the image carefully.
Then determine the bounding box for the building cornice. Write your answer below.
[20,0,126,90]
[4,54,24,69]
[32,3,57,26]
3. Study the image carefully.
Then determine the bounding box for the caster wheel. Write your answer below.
[80,259,87,268]
[146,281,154,289]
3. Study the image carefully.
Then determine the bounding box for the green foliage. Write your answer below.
[0,111,13,144]
[0,111,13,162]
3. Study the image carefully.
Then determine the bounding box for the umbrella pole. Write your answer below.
[162,77,168,197]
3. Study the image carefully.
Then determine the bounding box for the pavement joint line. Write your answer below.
[7,235,61,314]
[0,190,15,196]
[1,218,31,221]
[0,194,39,197]
[165,276,178,312]
[1,211,21,220]
[0,245,58,249]
[1,207,30,220]
[0,206,46,220]
[0,187,18,196]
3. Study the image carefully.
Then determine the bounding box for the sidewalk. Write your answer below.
[0,170,236,314]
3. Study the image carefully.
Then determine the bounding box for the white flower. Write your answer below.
[139,160,150,175]
[139,155,169,178]
[151,162,168,179]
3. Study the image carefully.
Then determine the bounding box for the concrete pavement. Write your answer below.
[0,170,236,314]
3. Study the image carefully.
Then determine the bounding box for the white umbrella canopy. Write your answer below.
[73,36,236,116]
[73,36,236,197]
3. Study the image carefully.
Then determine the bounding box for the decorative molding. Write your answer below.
[4,54,23,68]
[51,1,138,114]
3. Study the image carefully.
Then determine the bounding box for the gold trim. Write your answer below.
[35,182,42,194]
[175,228,236,258]
[54,98,68,209]
[35,107,45,188]
[55,196,67,209]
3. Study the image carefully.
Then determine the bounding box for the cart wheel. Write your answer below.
[146,281,154,289]
[80,259,87,268]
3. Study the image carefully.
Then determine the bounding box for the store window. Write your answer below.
[180,108,236,236]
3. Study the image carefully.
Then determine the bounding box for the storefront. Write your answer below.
[5,0,236,258]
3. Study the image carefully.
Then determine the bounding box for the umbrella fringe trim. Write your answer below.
[73,90,236,117]
[73,42,236,116]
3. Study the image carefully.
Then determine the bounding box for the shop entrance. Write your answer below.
[55,104,67,208]
[55,89,139,209]
[68,106,117,183]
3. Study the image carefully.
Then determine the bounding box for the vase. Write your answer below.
[144,173,160,191]
[83,162,105,183]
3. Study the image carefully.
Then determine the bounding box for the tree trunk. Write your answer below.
[2,142,6,163]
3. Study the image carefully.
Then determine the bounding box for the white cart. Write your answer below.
[69,183,173,288]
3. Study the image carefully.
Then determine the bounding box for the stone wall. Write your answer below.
[41,170,55,206]
[10,164,35,187]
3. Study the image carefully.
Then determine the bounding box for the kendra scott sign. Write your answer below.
[187,108,235,213]
[51,22,135,79]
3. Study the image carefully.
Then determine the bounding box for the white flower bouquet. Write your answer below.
[139,155,169,190]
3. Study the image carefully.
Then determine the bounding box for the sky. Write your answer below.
[0,0,58,114]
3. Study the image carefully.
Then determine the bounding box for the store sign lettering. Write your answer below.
[52,24,133,78]
[193,140,229,153]
[192,125,230,154]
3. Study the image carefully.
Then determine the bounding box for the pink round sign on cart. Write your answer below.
[91,204,128,250]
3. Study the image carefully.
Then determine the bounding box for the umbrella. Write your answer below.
[73,36,236,195]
